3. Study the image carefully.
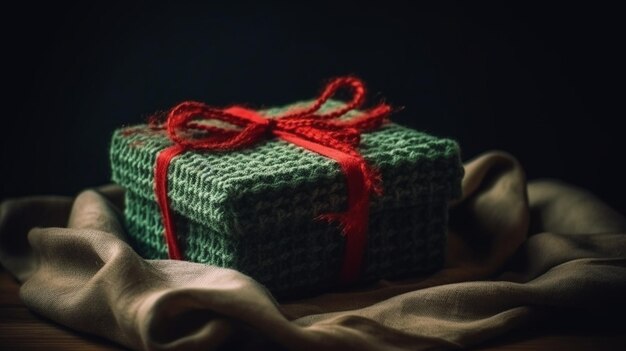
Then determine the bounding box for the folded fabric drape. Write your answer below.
[1,151,625,350]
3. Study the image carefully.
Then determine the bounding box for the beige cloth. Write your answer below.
[1,151,625,350]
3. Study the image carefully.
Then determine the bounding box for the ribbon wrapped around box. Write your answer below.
[110,77,464,295]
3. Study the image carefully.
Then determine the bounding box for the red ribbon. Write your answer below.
[154,77,391,283]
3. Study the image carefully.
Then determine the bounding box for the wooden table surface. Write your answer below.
[1,269,624,350]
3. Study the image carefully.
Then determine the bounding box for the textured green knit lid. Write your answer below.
[111,100,463,238]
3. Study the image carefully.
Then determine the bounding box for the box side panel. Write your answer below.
[124,190,240,268]
[124,187,448,295]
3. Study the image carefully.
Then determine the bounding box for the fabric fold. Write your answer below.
[1,151,624,350]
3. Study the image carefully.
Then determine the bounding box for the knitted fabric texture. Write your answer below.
[110,100,464,295]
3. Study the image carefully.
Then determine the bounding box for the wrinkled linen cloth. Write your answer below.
[1,151,625,350]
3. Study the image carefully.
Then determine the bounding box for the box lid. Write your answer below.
[110,101,463,237]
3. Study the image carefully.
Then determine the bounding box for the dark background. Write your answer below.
[2,2,624,210]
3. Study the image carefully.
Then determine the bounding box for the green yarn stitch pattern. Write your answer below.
[110,100,464,295]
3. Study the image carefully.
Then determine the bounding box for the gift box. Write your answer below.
[110,78,463,295]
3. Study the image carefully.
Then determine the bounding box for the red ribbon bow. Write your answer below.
[154,76,392,283]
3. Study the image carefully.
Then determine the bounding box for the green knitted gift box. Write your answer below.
[110,100,463,295]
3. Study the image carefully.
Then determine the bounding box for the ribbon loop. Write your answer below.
[154,77,392,284]
[166,101,271,151]
[280,76,367,120]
